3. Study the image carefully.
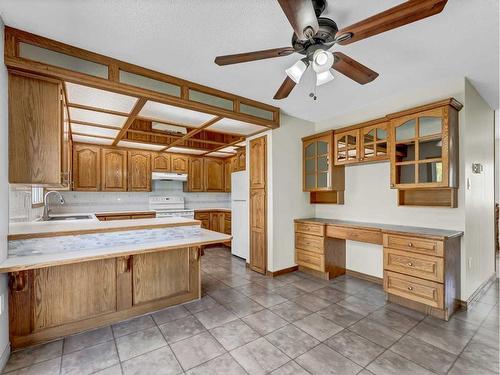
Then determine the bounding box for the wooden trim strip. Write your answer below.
[345,269,383,285]
[71,132,115,140]
[162,116,223,151]
[67,103,131,117]
[266,265,299,277]
[70,120,121,131]
[112,98,148,145]
[125,128,229,146]
[200,137,245,156]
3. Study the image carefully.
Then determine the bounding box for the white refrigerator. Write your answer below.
[231,171,249,260]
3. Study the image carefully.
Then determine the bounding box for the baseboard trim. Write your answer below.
[346,269,383,285]
[267,266,298,277]
[0,343,10,373]
[459,273,497,310]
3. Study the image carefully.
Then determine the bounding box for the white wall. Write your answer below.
[0,18,10,370]
[463,79,496,298]
[311,79,495,300]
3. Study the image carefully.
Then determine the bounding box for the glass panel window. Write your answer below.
[239,103,274,121]
[364,129,375,143]
[376,142,388,156]
[337,136,346,149]
[419,138,443,160]
[347,148,357,160]
[317,156,328,172]
[377,128,387,140]
[364,143,375,157]
[337,150,347,161]
[317,141,328,155]
[305,174,316,189]
[347,134,357,147]
[305,158,315,173]
[305,143,315,158]
[396,164,415,184]
[20,43,108,78]
[419,116,442,137]
[395,119,416,141]
[317,173,328,188]
[120,70,181,97]
[395,140,415,162]
[419,162,443,183]
[189,89,233,110]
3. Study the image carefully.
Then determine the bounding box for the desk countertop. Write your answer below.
[295,218,463,239]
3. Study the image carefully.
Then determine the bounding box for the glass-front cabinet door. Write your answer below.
[334,129,359,165]
[360,121,389,162]
[303,133,332,191]
[390,107,449,188]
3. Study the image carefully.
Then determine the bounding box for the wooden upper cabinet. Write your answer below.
[101,149,127,191]
[250,137,266,189]
[73,144,101,191]
[360,121,389,163]
[303,133,333,191]
[152,153,170,172]
[171,154,189,173]
[128,151,151,192]
[224,158,232,192]
[389,101,461,189]
[334,129,359,165]
[204,158,224,192]
[188,157,204,192]
[8,71,70,186]
[236,148,246,171]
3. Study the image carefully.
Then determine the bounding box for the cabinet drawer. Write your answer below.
[295,233,324,254]
[195,212,210,220]
[384,234,443,257]
[326,226,382,245]
[295,222,325,237]
[384,248,444,283]
[296,249,324,272]
[384,271,444,308]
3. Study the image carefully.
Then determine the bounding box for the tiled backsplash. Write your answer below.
[9,181,231,222]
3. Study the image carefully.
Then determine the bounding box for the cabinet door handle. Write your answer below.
[407,285,413,291]
[407,262,414,267]
[408,242,413,247]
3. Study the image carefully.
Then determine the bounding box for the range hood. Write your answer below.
[152,172,188,181]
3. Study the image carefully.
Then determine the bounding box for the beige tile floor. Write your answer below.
[3,247,499,374]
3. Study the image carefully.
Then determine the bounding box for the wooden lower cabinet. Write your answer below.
[194,212,210,229]
[194,210,231,246]
[95,212,156,221]
[209,212,225,233]
[8,247,201,348]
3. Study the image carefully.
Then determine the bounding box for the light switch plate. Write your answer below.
[472,163,483,174]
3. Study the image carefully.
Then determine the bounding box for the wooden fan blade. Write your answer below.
[277,0,319,40]
[337,0,448,45]
[332,52,379,85]
[214,47,295,66]
[273,76,296,100]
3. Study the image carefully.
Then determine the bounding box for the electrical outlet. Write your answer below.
[468,257,473,269]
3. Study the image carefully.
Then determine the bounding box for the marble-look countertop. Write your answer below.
[9,216,200,240]
[1,225,231,272]
[295,218,463,239]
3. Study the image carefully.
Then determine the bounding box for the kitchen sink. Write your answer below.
[45,215,94,221]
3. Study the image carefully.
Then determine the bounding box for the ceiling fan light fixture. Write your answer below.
[285,58,309,84]
[316,69,335,86]
[312,49,334,73]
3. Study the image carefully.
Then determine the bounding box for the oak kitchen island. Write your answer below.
[2,217,231,348]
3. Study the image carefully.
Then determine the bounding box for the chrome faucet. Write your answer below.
[41,191,65,221]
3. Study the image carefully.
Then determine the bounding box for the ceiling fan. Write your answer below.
[214,0,448,100]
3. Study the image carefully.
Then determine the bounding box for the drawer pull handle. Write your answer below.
[407,262,414,267]
[407,286,413,291]
[408,242,413,247]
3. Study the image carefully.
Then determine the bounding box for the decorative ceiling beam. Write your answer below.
[5,27,280,129]
[112,98,148,146]
[162,116,223,151]
[200,137,245,156]
[66,102,131,117]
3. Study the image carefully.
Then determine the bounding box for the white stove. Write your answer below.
[149,196,194,219]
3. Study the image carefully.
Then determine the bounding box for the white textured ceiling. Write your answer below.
[0,0,498,122]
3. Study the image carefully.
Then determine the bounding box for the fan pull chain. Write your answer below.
[309,75,318,101]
